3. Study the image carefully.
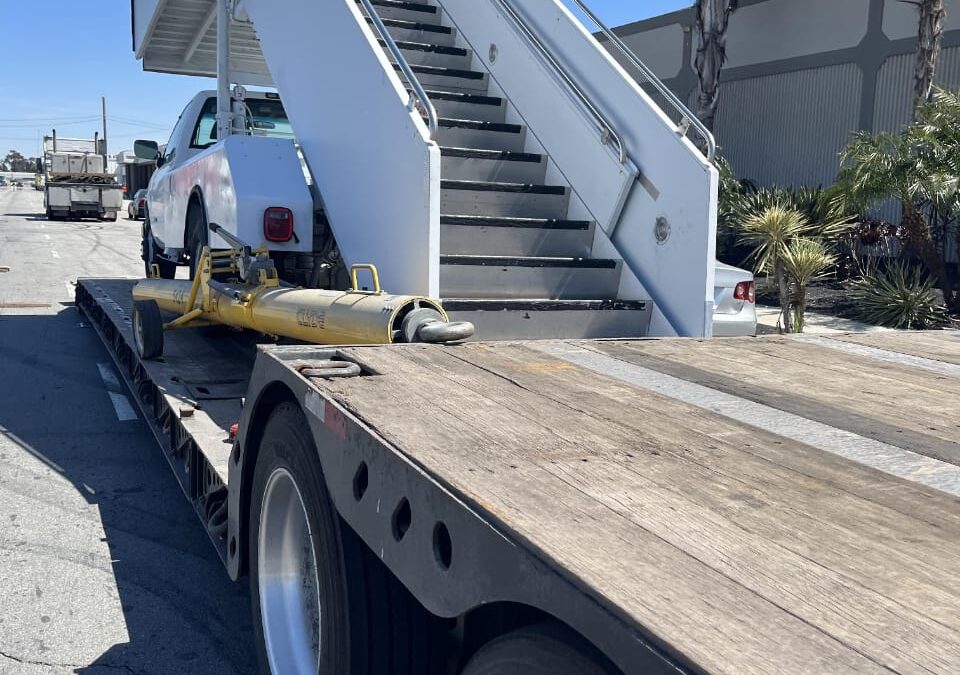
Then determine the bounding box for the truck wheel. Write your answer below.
[132,300,164,360]
[186,205,207,280]
[461,623,616,675]
[143,217,176,279]
[249,403,445,675]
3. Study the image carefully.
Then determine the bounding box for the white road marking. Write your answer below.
[108,392,138,422]
[98,362,137,422]
[538,342,960,498]
[51,250,60,259]
[97,363,121,388]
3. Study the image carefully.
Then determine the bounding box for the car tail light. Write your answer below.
[263,207,294,242]
[138,199,145,207]
[733,280,755,303]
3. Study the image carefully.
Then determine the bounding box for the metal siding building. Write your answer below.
[607,0,960,189]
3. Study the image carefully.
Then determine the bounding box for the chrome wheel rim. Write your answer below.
[258,468,321,675]
[133,310,145,355]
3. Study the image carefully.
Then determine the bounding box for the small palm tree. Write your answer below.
[781,238,836,333]
[739,206,811,332]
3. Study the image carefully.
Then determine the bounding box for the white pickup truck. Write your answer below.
[135,89,320,282]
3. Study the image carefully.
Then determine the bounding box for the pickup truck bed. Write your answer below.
[77,278,960,675]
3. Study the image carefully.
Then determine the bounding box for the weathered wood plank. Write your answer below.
[830,330,960,365]
[585,338,960,465]
[320,341,960,674]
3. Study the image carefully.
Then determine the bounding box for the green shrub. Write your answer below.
[849,263,950,329]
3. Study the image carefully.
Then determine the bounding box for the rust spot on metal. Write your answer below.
[0,302,51,309]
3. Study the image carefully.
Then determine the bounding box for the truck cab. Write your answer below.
[138,90,314,281]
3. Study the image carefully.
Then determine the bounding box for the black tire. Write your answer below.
[132,299,164,360]
[143,213,176,279]
[461,623,616,675]
[186,202,208,280]
[248,403,445,675]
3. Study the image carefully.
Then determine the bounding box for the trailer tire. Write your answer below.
[461,623,616,675]
[132,299,164,360]
[249,403,445,675]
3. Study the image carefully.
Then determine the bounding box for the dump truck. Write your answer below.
[74,0,960,673]
[43,133,122,221]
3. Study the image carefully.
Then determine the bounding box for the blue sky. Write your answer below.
[0,0,692,157]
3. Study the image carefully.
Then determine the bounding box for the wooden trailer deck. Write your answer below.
[78,279,960,674]
[322,332,960,675]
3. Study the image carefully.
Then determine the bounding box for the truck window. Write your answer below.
[190,95,294,149]
[191,97,219,149]
[163,106,190,165]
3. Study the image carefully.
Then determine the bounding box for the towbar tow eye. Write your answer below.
[416,320,475,344]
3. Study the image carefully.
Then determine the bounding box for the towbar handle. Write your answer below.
[350,264,384,294]
[208,222,250,251]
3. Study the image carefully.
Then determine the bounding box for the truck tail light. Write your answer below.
[734,280,755,303]
[263,207,293,242]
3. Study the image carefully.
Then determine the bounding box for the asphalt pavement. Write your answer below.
[0,189,257,675]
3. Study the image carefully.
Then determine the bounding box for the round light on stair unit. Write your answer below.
[489,43,498,64]
[654,216,671,245]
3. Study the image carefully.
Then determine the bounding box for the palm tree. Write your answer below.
[739,205,810,332]
[836,89,960,312]
[911,0,946,117]
[781,238,835,333]
[694,0,739,132]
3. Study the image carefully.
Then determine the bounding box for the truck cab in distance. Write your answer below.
[136,90,315,281]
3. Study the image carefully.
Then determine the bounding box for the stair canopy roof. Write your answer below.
[132,0,272,85]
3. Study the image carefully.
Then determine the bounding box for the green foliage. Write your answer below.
[738,205,811,275]
[849,263,950,329]
[782,238,836,289]
[781,238,836,332]
[834,88,960,311]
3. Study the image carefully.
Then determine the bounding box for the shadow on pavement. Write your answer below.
[0,305,257,675]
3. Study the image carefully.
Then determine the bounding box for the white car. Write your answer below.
[713,261,757,337]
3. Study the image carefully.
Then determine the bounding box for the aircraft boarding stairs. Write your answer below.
[135,0,718,339]
[353,0,645,339]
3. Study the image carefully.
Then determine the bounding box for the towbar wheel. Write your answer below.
[133,299,164,360]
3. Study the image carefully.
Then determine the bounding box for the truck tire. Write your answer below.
[186,204,207,280]
[132,299,164,360]
[248,403,445,675]
[461,623,616,675]
[143,216,176,279]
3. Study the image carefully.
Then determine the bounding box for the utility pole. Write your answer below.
[101,96,108,161]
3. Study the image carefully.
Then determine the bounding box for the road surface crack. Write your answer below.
[0,647,143,673]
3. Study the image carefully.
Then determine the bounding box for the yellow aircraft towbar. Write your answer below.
[130,223,474,359]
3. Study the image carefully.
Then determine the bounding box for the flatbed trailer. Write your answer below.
[77,277,960,675]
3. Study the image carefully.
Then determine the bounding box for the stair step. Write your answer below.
[393,63,488,92]
[441,180,568,218]
[411,89,506,122]
[370,17,457,46]
[368,0,439,23]
[383,39,472,70]
[440,215,590,228]
[436,119,525,151]
[440,256,621,300]
[441,299,652,340]
[441,215,593,257]
[441,148,546,183]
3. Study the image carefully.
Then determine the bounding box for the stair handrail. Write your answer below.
[573,0,717,162]
[359,0,439,139]
[491,0,628,164]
